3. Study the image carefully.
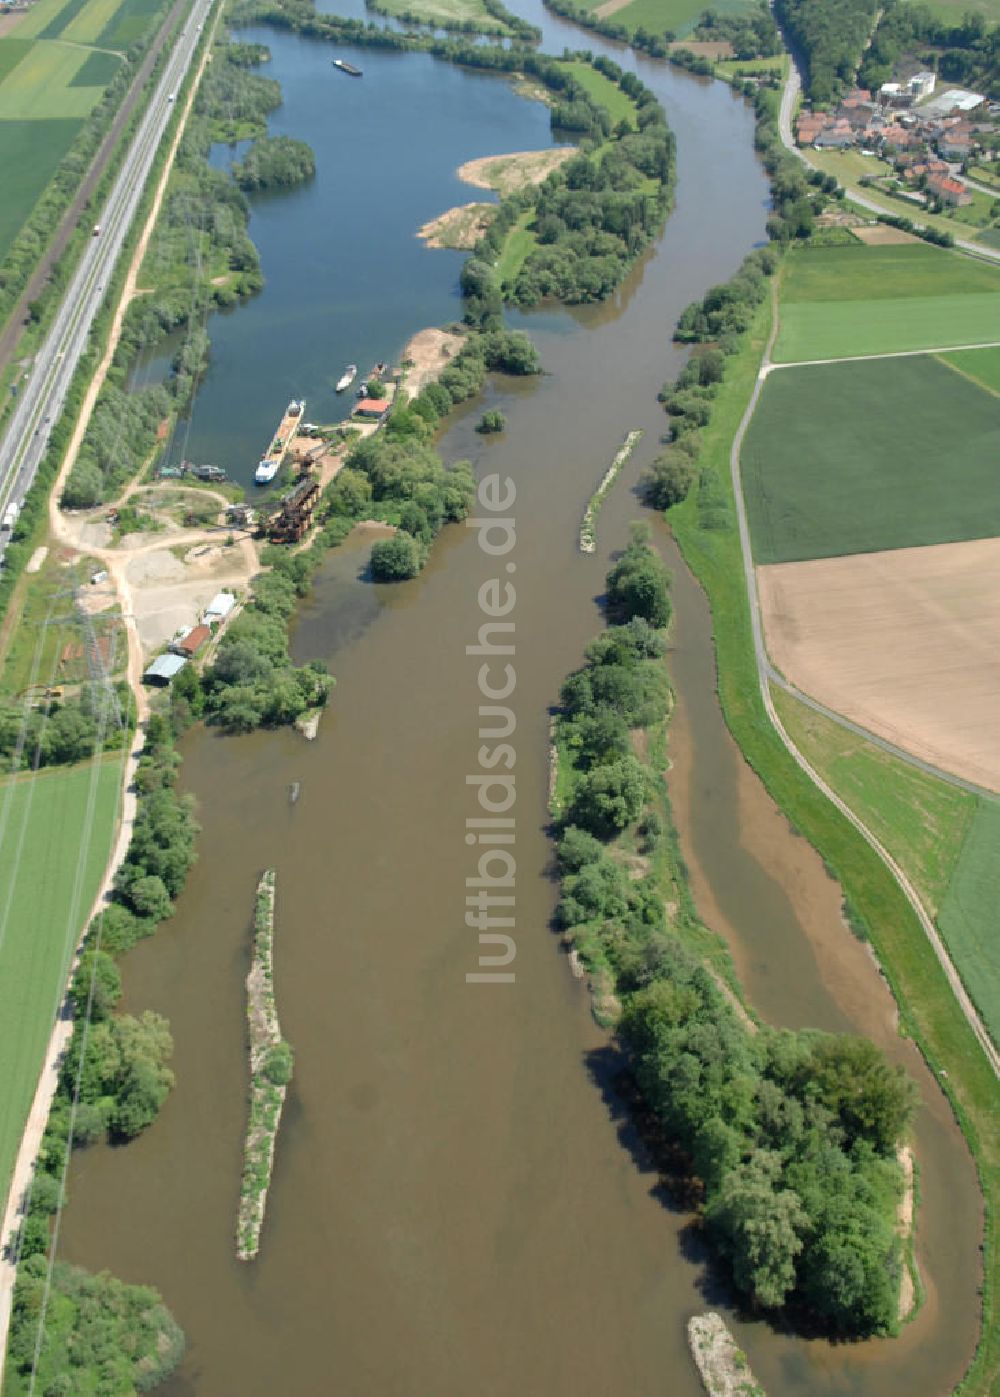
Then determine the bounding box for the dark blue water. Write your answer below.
[163,34,553,482]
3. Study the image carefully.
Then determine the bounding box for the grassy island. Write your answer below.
[237,868,293,1262]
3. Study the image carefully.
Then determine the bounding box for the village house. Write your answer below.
[927,174,973,206]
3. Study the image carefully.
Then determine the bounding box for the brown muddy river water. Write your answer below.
[59,7,981,1394]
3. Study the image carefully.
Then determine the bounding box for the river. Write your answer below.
[57,2,982,1393]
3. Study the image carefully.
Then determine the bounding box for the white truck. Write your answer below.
[2,502,20,531]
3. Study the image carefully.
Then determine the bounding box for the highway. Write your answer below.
[0,0,213,564]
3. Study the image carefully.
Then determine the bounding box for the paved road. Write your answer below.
[0,0,192,398]
[0,0,213,565]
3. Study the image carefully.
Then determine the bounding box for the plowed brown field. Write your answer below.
[758,538,1000,791]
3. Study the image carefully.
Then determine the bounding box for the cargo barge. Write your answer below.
[255,399,305,485]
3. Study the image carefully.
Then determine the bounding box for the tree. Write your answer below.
[705,1151,809,1309]
[126,874,173,922]
[369,533,422,581]
[69,951,121,1023]
[641,453,696,510]
[605,527,671,628]
[476,409,506,434]
[569,756,647,836]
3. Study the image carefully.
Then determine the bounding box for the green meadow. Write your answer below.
[774,244,1000,361]
[939,800,1000,1047]
[940,345,1000,397]
[0,0,162,261]
[0,757,122,1208]
[743,354,1000,563]
[585,0,754,40]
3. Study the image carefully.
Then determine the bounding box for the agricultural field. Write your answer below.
[941,344,1000,396]
[774,243,1000,361]
[758,537,1000,792]
[0,755,123,1208]
[743,354,1000,562]
[775,688,1000,1045]
[938,801,1000,1045]
[367,0,513,32]
[585,0,754,41]
[0,0,164,261]
[773,689,976,914]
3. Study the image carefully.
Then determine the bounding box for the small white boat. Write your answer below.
[255,457,280,485]
[336,364,357,393]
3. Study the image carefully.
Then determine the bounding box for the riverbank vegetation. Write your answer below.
[232,134,316,191]
[553,538,914,1333]
[366,0,539,41]
[198,549,335,733]
[462,57,675,310]
[5,714,196,1384]
[0,681,133,769]
[4,1255,184,1396]
[62,41,312,509]
[237,868,292,1261]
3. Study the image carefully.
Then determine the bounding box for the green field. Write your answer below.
[62,0,127,44]
[940,345,1000,397]
[743,354,1000,563]
[0,0,160,262]
[0,41,105,117]
[497,211,536,284]
[773,690,977,916]
[774,244,1000,362]
[0,756,123,1207]
[0,116,84,258]
[939,801,1000,1046]
[369,0,512,30]
[560,58,637,127]
[587,0,753,40]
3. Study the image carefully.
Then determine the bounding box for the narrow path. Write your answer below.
[0,10,222,1377]
[726,279,1000,1077]
[767,339,1000,372]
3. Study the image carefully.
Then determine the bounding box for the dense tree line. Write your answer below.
[860,1,1000,97]
[320,429,476,580]
[62,44,304,508]
[367,0,540,41]
[553,542,914,1333]
[773,0,880,103]
[693,3,781,60]
[0,681,132,770]
[232,135,316,191]
[198,550,334,733]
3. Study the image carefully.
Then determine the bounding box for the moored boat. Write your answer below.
[336,364,358,392]
[255,457,280,485]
